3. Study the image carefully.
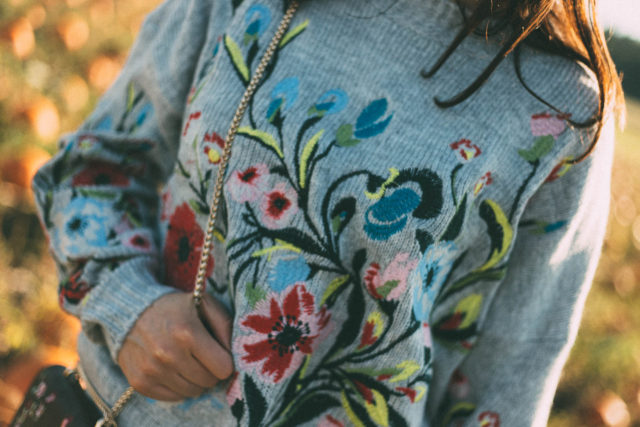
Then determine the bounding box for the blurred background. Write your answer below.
[0,0,638,425]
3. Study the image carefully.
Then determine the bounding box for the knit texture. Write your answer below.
[32,0,615,425]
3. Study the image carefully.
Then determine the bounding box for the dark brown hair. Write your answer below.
[422,0,625,163]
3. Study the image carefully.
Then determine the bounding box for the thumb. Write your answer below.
[198,293,233,352]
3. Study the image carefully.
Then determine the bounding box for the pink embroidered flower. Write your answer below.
[234,284,330,383]
[448,369,470,399]
[422,322,432,348]
[318,414,345,427]
[450,139,481,161]
[473,172,493,196]
[227,164,270,203]
[160,189,172,221]
[364,252,418,300]
[260,182,299,228]
[203,132,225,164]
[225,372,242,407]
[478,411,501,427]
[530,112,568,138]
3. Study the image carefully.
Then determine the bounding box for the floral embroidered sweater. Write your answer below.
[32,0,615,425]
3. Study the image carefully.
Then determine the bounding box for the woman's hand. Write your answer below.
[117,292,234,401]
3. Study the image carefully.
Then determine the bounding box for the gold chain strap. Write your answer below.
[91,3,300,426]
[194,0,300,307]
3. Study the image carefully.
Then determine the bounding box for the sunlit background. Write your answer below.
[0,0,639,425]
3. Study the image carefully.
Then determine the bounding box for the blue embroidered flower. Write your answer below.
[364,188,420,240]
[266,77,299,122]
[337,98,393,146]
[244,4,272,45]
[308,89,349,117]
[267,254,310,292]
[412,241,457,322]
[53,197,113,256]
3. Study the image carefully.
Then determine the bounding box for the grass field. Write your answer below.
[1,0,639,424]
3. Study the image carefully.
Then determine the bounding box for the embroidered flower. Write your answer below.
[234,284,330,383]
[478,411,501,427]
[318,414,345,427]
[244,4,272,44]
[530,112,567,138]
[203,132,226,164]
[358,311,385,349]
[395,385,426,403]
[267,254,310,292]
[364,252,419,300]
[227,164,270,203]
[71,161,130,187]
[160,189,172,221]
[54,197,112,255]
[307,89,349,117]
[122,231,153,252]
[473,172,493,196]
[260,182,298,229]
[60,269,91,305]
[364,188,420,241]
[412,241,457,322]
[266,77,300,123]
[163,203,213,291]
[450,139,481,161]
[225,372,242,407]
[448,369,471,399]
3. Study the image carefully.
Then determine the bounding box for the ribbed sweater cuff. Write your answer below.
[81,257,177,362]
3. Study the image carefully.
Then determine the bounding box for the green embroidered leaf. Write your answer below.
[518,135,555,163]
[189,199,209,216]
[279,19,309,48]
[299,129,324,188]
[320,274,349,306]
[441,193,467,242]
[331,284,365,351]
[244,282,267,309]
[244,375,267,427]
[126,83,136,112]
[224,35,249,83]
[336,124,359,147]
[441,266,507,300]
[77,189,116,200]
[284,393,340,426]
[477,199,513,271]
[441,402,477,427]
[237,127,284,158]
[376,280,399,299]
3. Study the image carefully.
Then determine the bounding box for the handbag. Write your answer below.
[10,2,299,426]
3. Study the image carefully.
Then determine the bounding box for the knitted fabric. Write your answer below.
[32,0,614,425]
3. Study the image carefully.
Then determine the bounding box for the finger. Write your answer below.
[136,383,184,402]
[178,355,219,389]
[191,322,234,380]
[159,372,207,398]
[200,294,233,351]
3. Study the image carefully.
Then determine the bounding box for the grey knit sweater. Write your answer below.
[32,0,614,425]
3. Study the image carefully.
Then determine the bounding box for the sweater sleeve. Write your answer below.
[426,120,615,426]
[32,0,213,362]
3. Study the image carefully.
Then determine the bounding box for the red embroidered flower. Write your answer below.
[60,269,91,305]
[318,415,345,427]
[473,172,493,196]
[448,369,470,399]
[183,111,202,136]
[203,132,225,164]
[71,161,129,187]
[450,139,481,162]
[234,284,330,383]
[478,411,501,427]
[226,164,270,203]
[260,182,298,228]
[163,203,213,291]
[123,233,152,251]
